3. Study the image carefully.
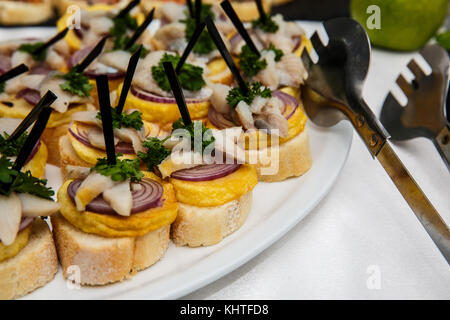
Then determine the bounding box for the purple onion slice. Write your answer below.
[171,164,241,181]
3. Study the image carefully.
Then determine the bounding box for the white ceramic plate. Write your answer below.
[2,25,353,300]
[23,121,353,299]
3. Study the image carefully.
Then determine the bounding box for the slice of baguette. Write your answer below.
[0,219,58,300]
[171,191,252,247]
[0,0,54,25]
[246,128,312,182]
[51,213,170,286]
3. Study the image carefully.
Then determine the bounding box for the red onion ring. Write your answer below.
[29,65,52,75]
[0,54,12,74]
[207,108,236,129]
[272,90,299,119]
[19,217,34,232]
[67,178,164,215]
[171,164,241,181]
[130,85,209,104]
[16,89,41,106]
[25,140,41,165]
[68,125,135,154]
[67,47,92,69]
[84,69,125,80]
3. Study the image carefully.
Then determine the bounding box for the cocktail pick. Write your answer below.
[163,61,192,126]
[32,28,69,58]
[96,75,116,165]
[116,0,141,19]
[195,0,202,26]
[186,0,194,18]
[115,45,142,114]
[74,36,108,73]
[255,0,266,22]
[124,8,155,50]
[205,15,248,94]
[13,91,56,172]
[220,0,260,55]
[7,91,57,141]
[0,64,29,84]
[176,22,206,73]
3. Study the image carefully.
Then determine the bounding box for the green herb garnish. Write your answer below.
[112,35,149,56]
[18,42,47,61]
[152,53,206,92]
[59,68,93,97]
[238,44,267,77]
[91,155,144,182]
[251,15,279,33]
[436,31,450,51]
[0,81,5,94]
[172,118,215,153]
[0,156,54,199]
[96,110,144,131]
[181,4,216,54]
[266,43,284,62]
[0,132,28,158]
[137,136,171,172]
[109,13,145,55]
[226,82,272,108]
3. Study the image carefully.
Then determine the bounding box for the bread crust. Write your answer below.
[0,0,54,25]
[171,191,252,247]
[0,219,58,300]
[246,128,312,182]
[51,213,170,286]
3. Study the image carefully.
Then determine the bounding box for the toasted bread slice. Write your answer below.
[51,213,170,286]
[0,219,58,300]
[171,191,252,247]
[0,0,54,25]
[246,128,312,182]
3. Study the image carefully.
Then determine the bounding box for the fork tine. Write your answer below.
[407,59,426,82]
[396,74,414,96]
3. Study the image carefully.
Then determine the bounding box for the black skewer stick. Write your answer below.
[74,36,107,73]
[205,16,248,94]
[255,0,266,22]
[176,22,206,73]
[116,45,142,114]
[32,28,69,57]
[0,64,29,84]
[124,8,155,50]
[13,92,56,172]
[163,62,192,126]
[7,91,57,142]
[96,75,116,165]
[221,0,260,56]
[195,0,202,26]
[116,0,140,19]
[186,0,194,18]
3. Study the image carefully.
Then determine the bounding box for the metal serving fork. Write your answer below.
[380,44,450,170]
[300,17,450,263]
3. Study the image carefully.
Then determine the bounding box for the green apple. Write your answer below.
[350,0,449,51]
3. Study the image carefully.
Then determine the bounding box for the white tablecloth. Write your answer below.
[184,22,450,300]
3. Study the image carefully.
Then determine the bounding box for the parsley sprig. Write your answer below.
[0,132,28,158]
[18,42,47,61]
[172,118,215,153]
[91,155,144,182]
[181,4,216,54]
[152,53,206,92]
[0,156,54,199]
[109,13,147,56]
[59,68,93,97]
[96,110,144,131]
[137,137,171,172]
[266,43,284,62]
[226,82,272,108]
[251,15,279,33]
[238,44,267,77]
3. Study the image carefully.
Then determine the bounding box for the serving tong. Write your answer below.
[380,44,450,170]
[300,18,450,263]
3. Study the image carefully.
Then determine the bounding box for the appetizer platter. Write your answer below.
[0,0,353,299]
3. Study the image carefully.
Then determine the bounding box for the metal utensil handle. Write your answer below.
[433,126,450,171]
[377,143,450,263]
